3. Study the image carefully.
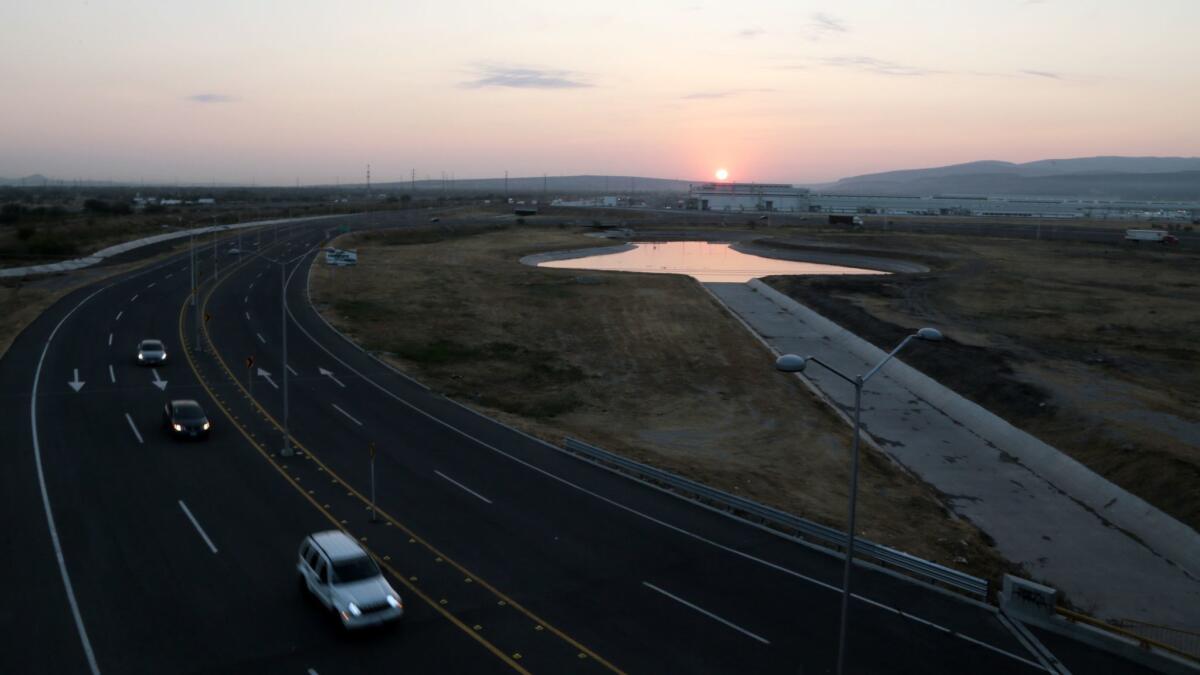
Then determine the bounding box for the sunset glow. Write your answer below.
[715,169,729,181]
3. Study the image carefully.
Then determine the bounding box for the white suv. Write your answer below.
[297,530,403,629]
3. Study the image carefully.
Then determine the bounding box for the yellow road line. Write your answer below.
[177,243,529,674]
[197,238,625,674]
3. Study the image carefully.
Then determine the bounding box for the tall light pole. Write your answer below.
[280,259,292,457]
[190,231,199,353]
[775,327,943,675]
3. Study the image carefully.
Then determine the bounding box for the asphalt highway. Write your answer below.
[0,211,1157,673]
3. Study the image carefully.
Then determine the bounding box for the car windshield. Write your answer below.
[332,556,380,583]
[142,341,163,350]
[174,403,205,421]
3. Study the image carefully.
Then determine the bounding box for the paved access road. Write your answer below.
[0,211,1150,673]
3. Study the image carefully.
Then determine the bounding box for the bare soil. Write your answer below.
[763,233,1200,531]
[309,223,1012,583]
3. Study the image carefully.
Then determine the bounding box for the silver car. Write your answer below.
[136,339,167,365]
[298,531,403,629]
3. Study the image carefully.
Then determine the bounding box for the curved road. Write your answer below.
[0,211,1155,673]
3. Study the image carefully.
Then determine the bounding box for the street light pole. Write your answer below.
[281,259,292,457]
[190,231,199,353]
[775,327,942,675]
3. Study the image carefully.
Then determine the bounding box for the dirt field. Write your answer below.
[309,223,1012,582]
[763,233,1200,531]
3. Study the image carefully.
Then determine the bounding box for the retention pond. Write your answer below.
[536,241,887,282]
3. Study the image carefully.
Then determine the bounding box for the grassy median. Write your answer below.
[310,222,1011,581]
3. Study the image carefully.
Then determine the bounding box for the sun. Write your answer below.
[715,168,729,181]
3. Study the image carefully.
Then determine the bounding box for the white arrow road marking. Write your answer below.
[68,369,85,392]
[125,413,143,444]
[286,364,298,376]
[256,332,266,344]
[642,582,771,645]
[257,367,278,389]
[115,310,123,321]
[318,367,346,388]
[108,365,115,384]
[107,333,113,347]
[178,500,218,554]
[331,404,362,426]
[152,369,168,391]
[435,470,492,504]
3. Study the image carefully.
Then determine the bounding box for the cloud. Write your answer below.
[1022,69,1063,79]
[822,56,941,77]
[739,27,765,38]
[806,12,848,39]
[682,88,773,100]
[187,93,235,103]
[460,64,591,89]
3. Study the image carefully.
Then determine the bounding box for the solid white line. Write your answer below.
[107,333,113,347]
[31,287,106,675]
[955,631,1047,671]
[331,403,363,427]
[125,413,143,444]
[643,582,770,645]
[286,364,298,376]
[256,332,266,344]
[178,500,219,554]
[435,470,492,504]
[115,310,123,321]
[108,365,116,384]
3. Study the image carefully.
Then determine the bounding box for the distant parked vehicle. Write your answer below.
[829,215,864,226]
[1125,229,1178,244]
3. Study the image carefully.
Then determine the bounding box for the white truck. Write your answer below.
[1125,229,1179,244]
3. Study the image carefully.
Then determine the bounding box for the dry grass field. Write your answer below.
[765,233,1200,531]
[309,223,1012,581]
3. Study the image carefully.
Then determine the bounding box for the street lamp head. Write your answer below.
[916,327,943,342]
[775,354,808,373]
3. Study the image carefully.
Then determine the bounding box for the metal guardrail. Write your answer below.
[1105,616,1200,662]
[562,437,989,599]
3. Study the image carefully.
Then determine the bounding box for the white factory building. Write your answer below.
[688,183,810,212]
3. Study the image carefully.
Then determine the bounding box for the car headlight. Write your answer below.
[137,353,144,360]
[173,423,183,431]
[347,603,362,617]
[160,352,167,360]
[386,595,401,609]
[202,421,210,430]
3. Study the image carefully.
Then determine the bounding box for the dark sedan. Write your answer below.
[163,400,211,439]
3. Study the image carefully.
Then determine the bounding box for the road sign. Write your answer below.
[246,356,255,369]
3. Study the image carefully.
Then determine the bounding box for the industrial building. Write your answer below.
[688,183,810,212]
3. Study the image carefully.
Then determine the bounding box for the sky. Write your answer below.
[2,0,1198,185]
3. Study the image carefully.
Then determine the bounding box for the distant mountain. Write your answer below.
[827,157,1200,200]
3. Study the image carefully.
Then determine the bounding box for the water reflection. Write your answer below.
[539,241,886,283]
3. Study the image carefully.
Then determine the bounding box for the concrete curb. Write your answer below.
[731,241,931,274]
[0,215,330,279]
[517,243,635,267]
[747,278,1200,578]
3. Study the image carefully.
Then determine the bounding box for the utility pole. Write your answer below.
[504,170,509,201]
[366,164,371,195]
[411,168,415,196]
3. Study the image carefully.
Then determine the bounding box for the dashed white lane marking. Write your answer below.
[307,669,319,675]
[331,403,363,427]
[108,333,113,347]
[435,470,493,505]
[180,266,187,272]
[286,364,298,376]
[130,294,138,302]
[115,310,123,321]
[178,500,219,554]
[147,282,155,288]
[256,333,266,344]
[165,273,173,279]
[108,365,116,384]
[249,282,254,290]
[643,582,770,645]
[245,311,250,321]
[125,413,144,444]
[244,296,248,303]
